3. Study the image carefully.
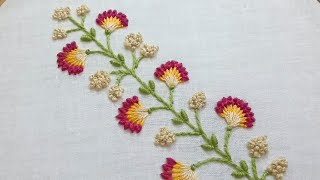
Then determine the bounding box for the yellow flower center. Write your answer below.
[126,102,148,125]
[220,105,247,127]
[102,17,123,32]
[160,67,181,88]
[65,49,86,66]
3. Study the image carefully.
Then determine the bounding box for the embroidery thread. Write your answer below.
[52,5,288,180]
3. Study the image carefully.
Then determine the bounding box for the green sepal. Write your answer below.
[118,54,125,62]
[90,28,96,37]
[210,134,218,147]
[240,160,248,171]
[148,80,155,91]
[171,117,184,125]
[231,171,246,178]
[80,35,92,42]
[201,144,214,151]
[139,86,150,94]
[180,110,189,122]
[110,60,121,67]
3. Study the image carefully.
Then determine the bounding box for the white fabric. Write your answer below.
[0,0,319,179]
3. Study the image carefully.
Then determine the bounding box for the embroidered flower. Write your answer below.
[52,28,67,40]
[124,33,143,51]
[247,136,268,158]
[161,158,197,180]
[189,92,206,110]
[140,44,159,58]
[76,5,90,16]
[154,60,189,88]
[116,96,149,133]
[267,157,288,180]
[96,9,128,33]
[89,71,111,90]
[154,127,176,146]
[52,7,71,21]
[57,41,87,75]
[215,96,255,128]
[108,85,124,101]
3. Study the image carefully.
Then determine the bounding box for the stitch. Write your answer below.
[89,71,111,90]
[52,28,67,40]
[161,158,197,180]
[154,127,176,146]
[52,7,70,21]
[52,7,288,179]
[76,5,90,16]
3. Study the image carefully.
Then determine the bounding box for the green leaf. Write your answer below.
[231,171,246,178]
[180,110,189,122]
[90,28,96,37]
[118,54,125,62]
[148,80,155,91]
[111,70,128,75]
[210,134,218,147]
[240,160,248,171]
[80,35,92,42]
[201,144,214,151]
[110,60,121,67]
[139,86,150,94]
[171,117,184,125]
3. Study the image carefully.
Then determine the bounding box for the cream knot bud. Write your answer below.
[89,71,111,90]
[247,136,268,158]
[124,33,143,51]
[52,7,71,21]
[108,85,124,101]
[189,92,206,109]
[52,28,67,40]
[154,127,176,146]
[267,157,288,180]
[76,5,90,16]
[140,44,159,58]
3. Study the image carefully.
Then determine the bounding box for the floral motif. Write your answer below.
[108,85,124,101]
[161,158,197,180]
[116,96,149,133]
[57,41,86,75]
[52,7,70,21]
[215,96,255,128]
[52,28,67,40]
[96,9,128,32]
[154,60,189,88]
[189,92,206,110]
[89,71,111,90]
[267,157,288,180]
[124,33,143,51]
[154,127,176,146]
[76,5,90,16]
[140,44,159,58]
[247,136,268,158]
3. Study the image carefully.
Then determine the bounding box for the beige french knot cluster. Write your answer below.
[89,71,111,90]
[52,28,67,40]
[154,127,176,146]
[108,85,124,101]
[267,157,288,180]
[52,7,71,21]
[189,92,206,109]
[247,136,268,158]
[124,33,143,51]
[76,5,90,16]
[140,44,159,58]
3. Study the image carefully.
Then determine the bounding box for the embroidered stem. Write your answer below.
[224,126,232,160]
[66,28,81,33]
[148,106,168,113]
[251,158,259,180]
[175,132,201,136]
[194,109,210,143]
[169,88,174,105]
[259,170,269,180]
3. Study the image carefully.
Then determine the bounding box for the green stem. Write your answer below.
[251,158,259,180]
[194,109,210,143]
[169,88,174,105]
[66,28,81,33]
[175,131,201,136]
[68,16,110,54]
[224,126,232,160]
[260,170,269,180]
[106,32,113,54]
[148,106,168,113]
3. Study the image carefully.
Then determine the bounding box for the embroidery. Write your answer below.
[52,5,288,180]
